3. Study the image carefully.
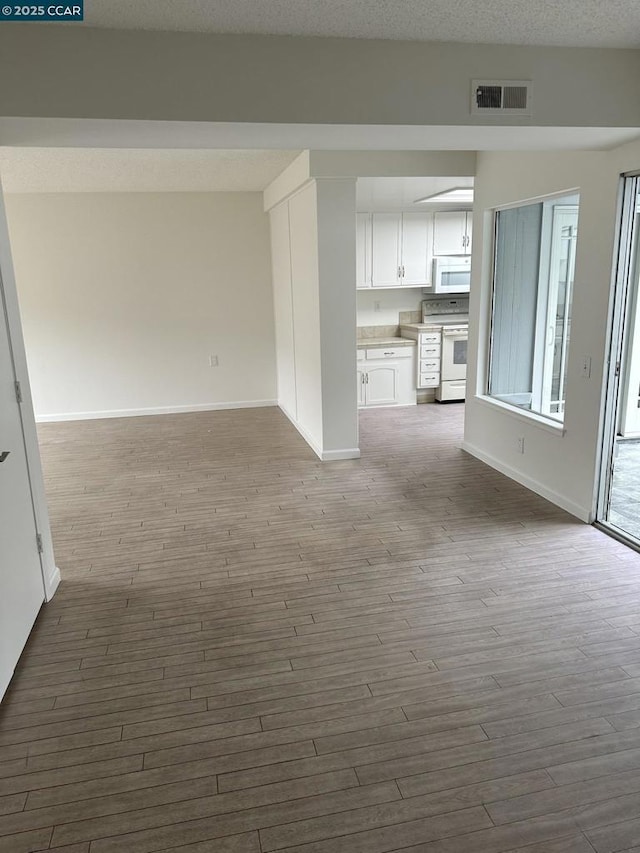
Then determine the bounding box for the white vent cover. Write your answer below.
[471,80,533,116]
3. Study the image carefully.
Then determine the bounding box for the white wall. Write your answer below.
[464,139,640,521]
[2,26,639,129]
[5,192,276,420]
[357,288,423,326]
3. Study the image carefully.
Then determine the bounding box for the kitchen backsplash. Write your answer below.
[357,311,422,340]
[357,324,399,339]
[356,289,423,326]
[399,310,421,325]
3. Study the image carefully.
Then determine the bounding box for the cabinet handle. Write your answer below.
[397,266,402,279]
[402,266,405,277]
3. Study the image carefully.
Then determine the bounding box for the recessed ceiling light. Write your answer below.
[414,187,474,204]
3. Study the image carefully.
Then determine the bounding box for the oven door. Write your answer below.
[441,328,468,381]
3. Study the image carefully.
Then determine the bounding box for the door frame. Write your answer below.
[0,179,59,601]
[596,173,640,537]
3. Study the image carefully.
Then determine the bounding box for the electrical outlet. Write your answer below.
[517,436,525,454]
[373,301,381,312]
[580,356,592,378]
[209,355,219,367]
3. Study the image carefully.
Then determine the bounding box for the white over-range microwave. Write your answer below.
[431,256,471,294]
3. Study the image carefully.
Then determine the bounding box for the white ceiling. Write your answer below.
[356,177,474,211]
[72,0,640,48]
[0,148,300,193]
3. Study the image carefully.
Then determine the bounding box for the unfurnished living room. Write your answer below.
[2,3,640,853]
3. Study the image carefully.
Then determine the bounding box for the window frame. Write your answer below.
[485,188,580,427]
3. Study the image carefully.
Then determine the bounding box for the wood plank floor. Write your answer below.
[3,403,640,853]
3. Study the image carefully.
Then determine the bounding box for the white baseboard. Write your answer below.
[43,565,61,602]
[278,405,323,460]
[461,440,591,523]
[321,447,361,461]
[35,400,277,423]
[278,405,360,462]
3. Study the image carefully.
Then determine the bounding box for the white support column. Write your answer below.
[316,178,360,460]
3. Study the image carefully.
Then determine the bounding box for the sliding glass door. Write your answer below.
[598,175,640,543]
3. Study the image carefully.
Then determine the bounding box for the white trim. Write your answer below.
[278,404,360,461]
[278,404,323,460]
[493,187,582,213]
[472,395,566,436]
[43,565,61,602]
[35,400,277,423]
[461,439,591,522]
[321,447,361,461]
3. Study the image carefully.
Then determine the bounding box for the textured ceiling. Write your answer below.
[74,0,640,48]
[0,148,300,193]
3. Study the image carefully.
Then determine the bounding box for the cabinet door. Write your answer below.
[401,213,431,285]
[372,214,401,287]
[433,211,467,256]
[356,368,366,407]
[356,213,372,289]
[365,365,399,406]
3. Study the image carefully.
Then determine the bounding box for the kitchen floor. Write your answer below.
[2,404,640,853]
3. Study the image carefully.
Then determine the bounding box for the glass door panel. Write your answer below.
[599,177,640,544]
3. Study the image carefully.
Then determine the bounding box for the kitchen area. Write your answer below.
[356,178,473,409]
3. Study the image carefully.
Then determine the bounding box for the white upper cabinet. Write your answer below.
[357,209,471,289]
[401,213,432,286]
[365,212,431,289]
[371,214,402,288]
[356,213,373,289]
[433,211,473,256]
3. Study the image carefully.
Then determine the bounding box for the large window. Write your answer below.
[488,192,580,423]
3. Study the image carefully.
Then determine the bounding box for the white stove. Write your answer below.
[422,298,469,402]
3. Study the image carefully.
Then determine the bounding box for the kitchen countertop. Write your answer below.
[357,337,416,348]
[399,323,444,333]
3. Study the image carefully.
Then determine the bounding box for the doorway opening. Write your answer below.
[355,176,473,416]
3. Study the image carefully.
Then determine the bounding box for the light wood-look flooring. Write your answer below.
[3,403,640,853]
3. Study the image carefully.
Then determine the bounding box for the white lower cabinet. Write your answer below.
[365,365,400,406]
[357,347,416,407]
[399,328,442,389]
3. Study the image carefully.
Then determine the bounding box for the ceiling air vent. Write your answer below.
[471,80,532,116]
